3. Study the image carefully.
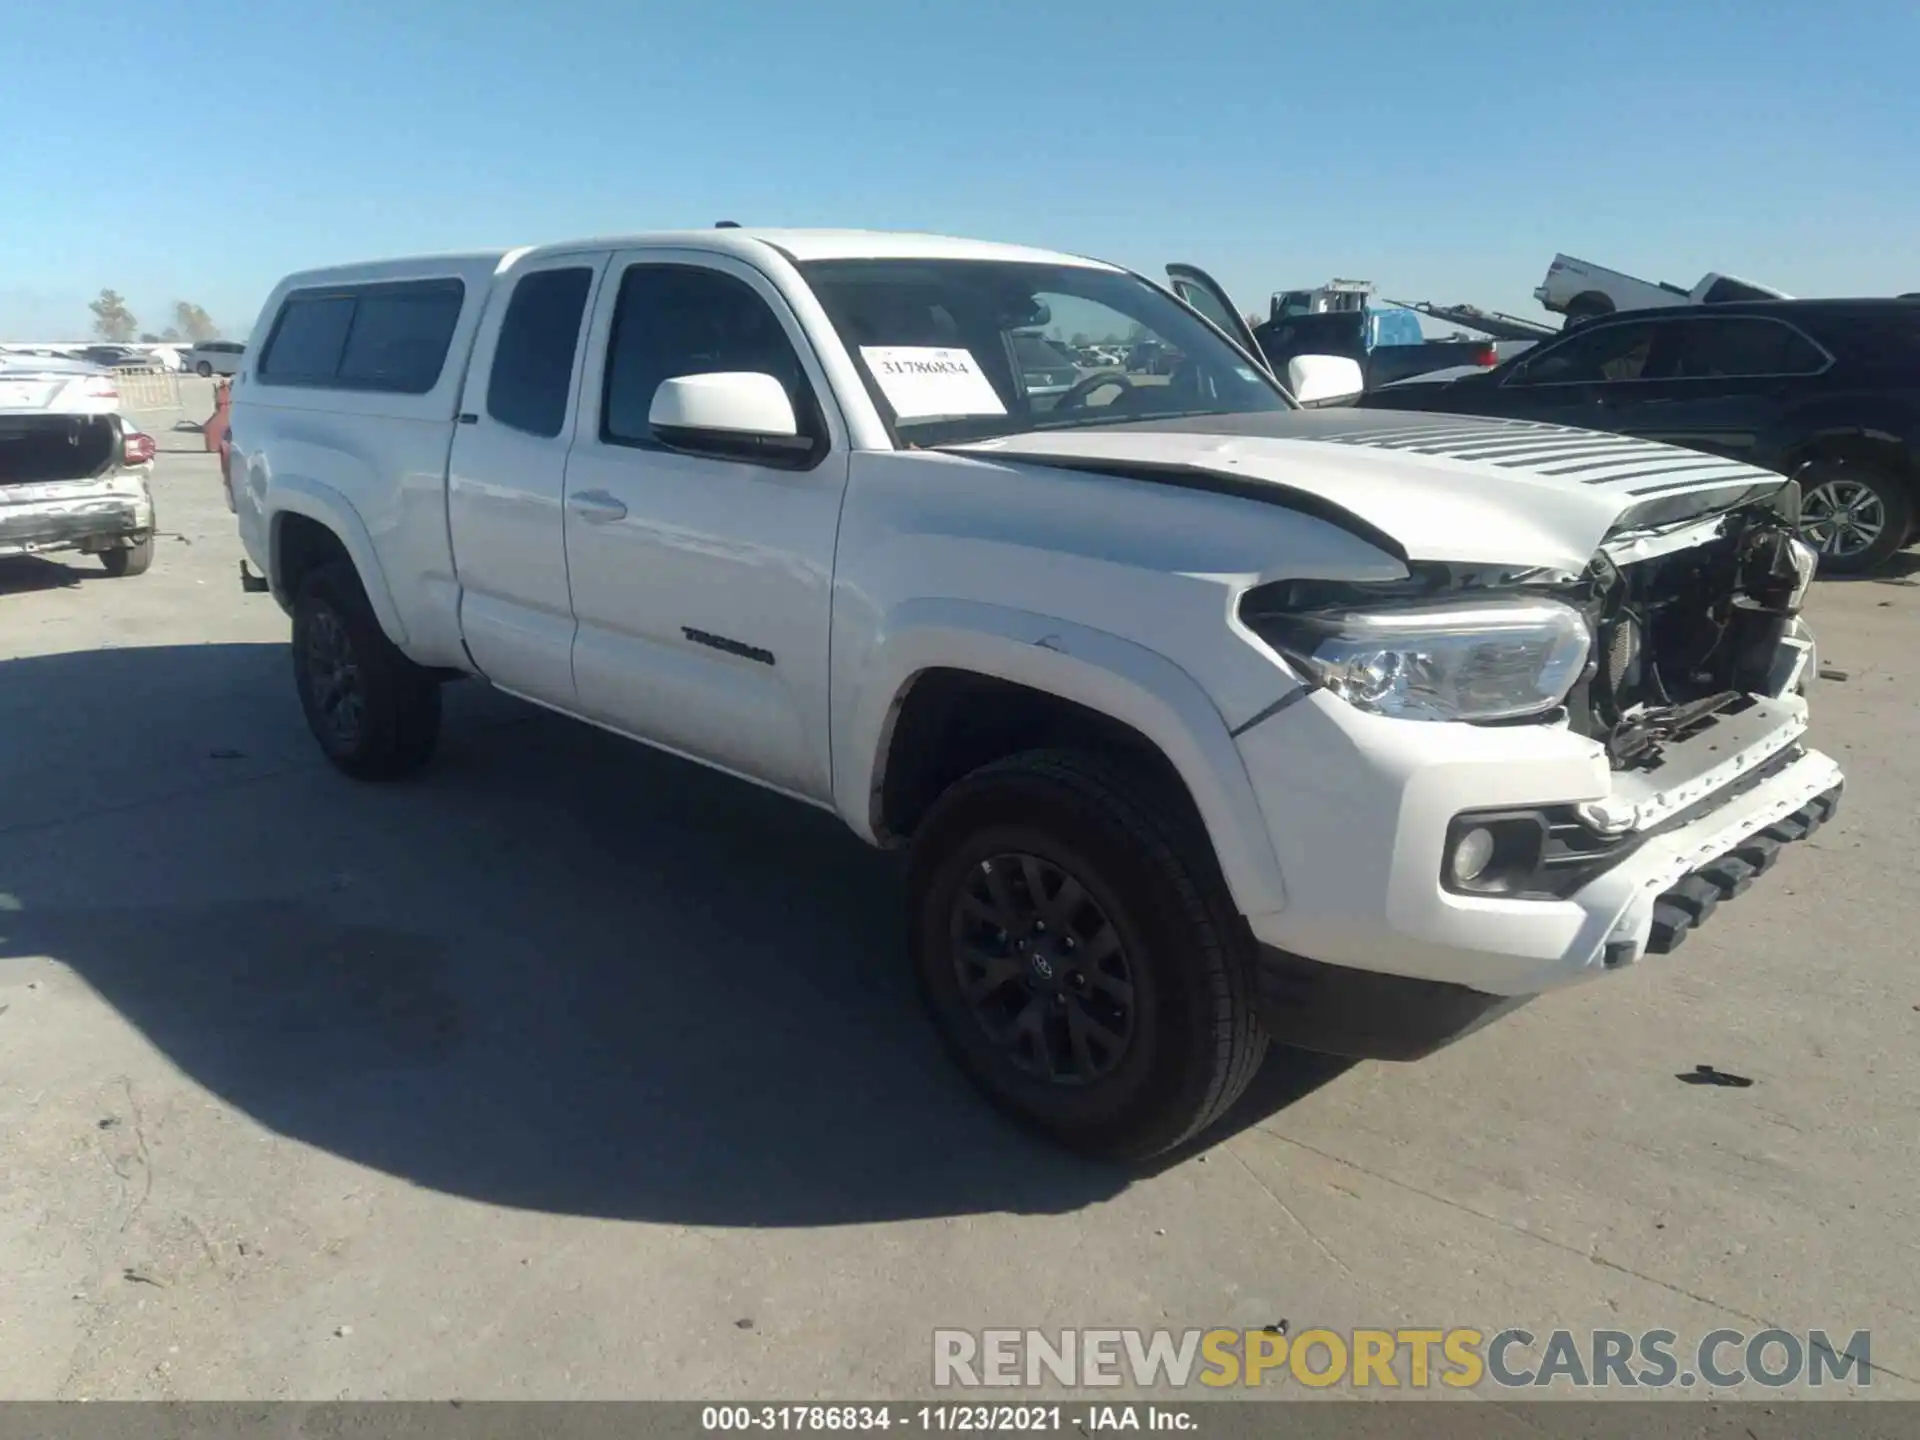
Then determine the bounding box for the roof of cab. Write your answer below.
[270,229,1121,286]
[265,230,1119,296]
[268,250,515,293]
[516,228,1119,269]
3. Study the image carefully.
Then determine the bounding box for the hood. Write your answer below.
[947,409,1788,573]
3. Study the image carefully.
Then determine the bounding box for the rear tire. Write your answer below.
[195,361,213,378]
[1798,460,1912,575]
[99,536,153,577]
[907,749,1267,1161]
[291,561,441,780]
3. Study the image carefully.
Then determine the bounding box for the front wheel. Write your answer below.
[907,750,1267,1160]
[195,361,213,378]
[291,561,442,780]
[1798,462,1912,575]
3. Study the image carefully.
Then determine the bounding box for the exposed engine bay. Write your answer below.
[1572,507,1817,769]
[1241,486,1818,773]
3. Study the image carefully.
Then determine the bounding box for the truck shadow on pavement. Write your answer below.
[0,643,1348,1228]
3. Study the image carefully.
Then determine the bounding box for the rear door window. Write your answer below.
[487,267,593,437]
[259,281,464,391]
[335,283,465,393]
[259,295,355,382]
[1667,317,1827,378]
[1822,312,1920,373]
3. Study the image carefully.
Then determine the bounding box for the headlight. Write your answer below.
[1261,598,1591,722]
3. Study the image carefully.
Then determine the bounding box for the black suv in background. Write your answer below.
[1359,299,1920,573]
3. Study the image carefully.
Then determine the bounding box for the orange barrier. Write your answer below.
[203,380,235,507]
[202,378,231,452]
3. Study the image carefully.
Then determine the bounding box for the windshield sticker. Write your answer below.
[860,346,1007,420]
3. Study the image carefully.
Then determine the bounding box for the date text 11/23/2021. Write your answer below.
[701,1407,1192,1432]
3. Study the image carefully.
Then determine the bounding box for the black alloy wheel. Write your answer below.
[949,852,1136,1086]
[290,560,441,780]
[302,601,366,752]
[907,749,1267,1160]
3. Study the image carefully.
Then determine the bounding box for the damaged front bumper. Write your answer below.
[0,473,154,558]
[1232,656,1843,1052]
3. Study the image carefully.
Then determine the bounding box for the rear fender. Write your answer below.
[268,476,410,647]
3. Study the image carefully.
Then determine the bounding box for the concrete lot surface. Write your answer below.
[2,385,1915,1402]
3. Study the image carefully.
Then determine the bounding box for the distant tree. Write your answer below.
[89,289,137,342]
[1243,312,1263,330]
[173,301,219,343]
[159,326,183,342]
[1070,332,1092,347]
[138,332,161,343]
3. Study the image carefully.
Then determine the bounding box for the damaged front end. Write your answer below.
[1243,484,1820,770]
[1572,486,1818,771]
[1240,478,1843,962]
[0,413,154,560]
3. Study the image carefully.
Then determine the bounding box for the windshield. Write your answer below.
[799,258,1291,446]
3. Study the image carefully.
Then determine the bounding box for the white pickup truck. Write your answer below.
[228,229,1843,1159]
[1534,254,1791,324]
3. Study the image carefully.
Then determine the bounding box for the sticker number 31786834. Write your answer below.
[858,346,1008,421]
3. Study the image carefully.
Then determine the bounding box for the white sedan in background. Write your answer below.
[0,356,157,576]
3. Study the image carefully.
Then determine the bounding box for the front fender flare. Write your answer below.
[839,598,1290,920]
[267,476,410,648]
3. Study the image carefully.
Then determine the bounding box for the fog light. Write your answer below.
[1451,826,1497,884]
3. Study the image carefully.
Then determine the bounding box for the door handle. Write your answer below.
[569,489,628,523]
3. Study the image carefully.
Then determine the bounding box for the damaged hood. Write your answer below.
[949,410,1789,572]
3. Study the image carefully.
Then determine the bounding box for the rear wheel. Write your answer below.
[195,361,212,378]
[1798,461,1912,574]
[99,535,153,577]
[907,749,1267,1160]
[291,561,441,780]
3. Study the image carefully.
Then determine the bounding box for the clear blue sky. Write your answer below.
[3,0,1913,341]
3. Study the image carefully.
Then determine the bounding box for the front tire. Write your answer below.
[291,561,441,780]
[195,361,213,378]
[99,536,153,577]
[1798,461,1912,575]
[907,750,1267,1160]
